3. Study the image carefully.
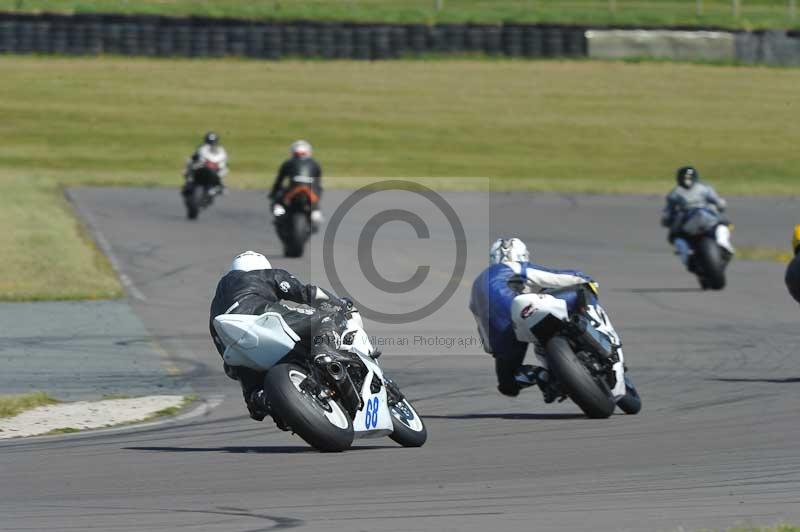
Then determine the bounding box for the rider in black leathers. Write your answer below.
[268,140,323,228]
[210,251,349,422]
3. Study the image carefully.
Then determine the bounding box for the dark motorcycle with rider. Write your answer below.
[269,140,323,258]
[662,166,734,290]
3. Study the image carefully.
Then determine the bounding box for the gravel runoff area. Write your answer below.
[0,395,186,439]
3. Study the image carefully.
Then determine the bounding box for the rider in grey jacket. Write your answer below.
[661,166,733,267]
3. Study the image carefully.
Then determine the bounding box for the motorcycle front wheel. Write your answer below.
[695,236,726,290]
[615,374,642,415]
[264,363,354,452]
[185,186,201,220]
[388,396,427,447]
[284,213,309,258]
[546,336,615,419]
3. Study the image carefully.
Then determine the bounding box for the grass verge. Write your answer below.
[145,394,197,420]
[0,392,60,418]
[736,246,794,263]
[3,56,799,300]
[2,0,799,29]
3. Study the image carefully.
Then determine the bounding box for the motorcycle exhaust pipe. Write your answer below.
[327,360,346,382]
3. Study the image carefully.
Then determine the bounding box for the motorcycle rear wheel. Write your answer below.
[546,336,615,419]
[264,363,354,452]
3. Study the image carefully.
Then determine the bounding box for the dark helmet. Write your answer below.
[785,255,800,304]
[204,131,219,146]
[676,166,699,189]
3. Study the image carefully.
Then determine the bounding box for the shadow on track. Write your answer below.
[622,287,701,294]
[424,413,585,421]
[125,445,395,454]
[710,377,800,384]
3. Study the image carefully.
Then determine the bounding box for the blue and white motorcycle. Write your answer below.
[214,309,426,452]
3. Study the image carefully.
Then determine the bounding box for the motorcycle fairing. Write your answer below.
[213,312,299,371]
[339,313,393,437]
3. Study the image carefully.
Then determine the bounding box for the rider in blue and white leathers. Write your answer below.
[469,238,626,401]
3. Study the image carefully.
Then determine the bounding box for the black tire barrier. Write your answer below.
[523,26,544,57]
[318,25,336,59]
[3,13,800,64]
[334,26,354,59]
[409,24,427,55]
[372,26,392,59]
[263,26,281,59]
[544,27,564,57]
[503,26,524,57]
[0,12,679,63]
[299,25,319,57]
[282,25,299,57]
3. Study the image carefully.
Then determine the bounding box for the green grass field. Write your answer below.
[2,0,799,29]
[2,56,799,299]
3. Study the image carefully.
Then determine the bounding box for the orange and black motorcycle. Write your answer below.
[273,185,320,257]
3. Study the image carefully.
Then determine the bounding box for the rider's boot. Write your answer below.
[513,365,538,389]
[244,388,270,422]
[515,365,559,403]
[715,224,735,256]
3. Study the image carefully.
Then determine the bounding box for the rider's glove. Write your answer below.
[313,330,341,350]
[272,203,286,217]
[340,296,355,311]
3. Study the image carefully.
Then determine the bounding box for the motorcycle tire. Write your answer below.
[615,374,642,415]
[284,212,309,258]
[695,236,726,290]
[264,363,354,452]
[546,336,615,419]
[388,397,427,448]
[186,187,202,220]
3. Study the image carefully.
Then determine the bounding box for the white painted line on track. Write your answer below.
[64,188,147,302]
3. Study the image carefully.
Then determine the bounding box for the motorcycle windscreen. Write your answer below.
[214,312,300,371]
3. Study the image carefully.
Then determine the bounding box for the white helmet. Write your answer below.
[489,238,529,264]
[230,251,271,272]
[290,140,312,158]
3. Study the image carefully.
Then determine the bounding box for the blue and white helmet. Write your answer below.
[489,238,529,264]
[230,250,271,272]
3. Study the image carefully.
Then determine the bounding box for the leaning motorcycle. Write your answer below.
[273,185,318,258]
[182,158,224,220]
[213,308,427,452]
[511,285,641,419]
[680,207,733,290]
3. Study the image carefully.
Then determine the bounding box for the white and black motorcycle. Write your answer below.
[511,285,641,419]
[213,308,426,452]
[182,145,227,220]
[679,207,734,290]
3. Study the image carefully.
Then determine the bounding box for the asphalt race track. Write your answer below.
[1,187,799,532]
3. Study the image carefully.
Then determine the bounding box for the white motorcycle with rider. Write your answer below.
[210,251,427,451]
